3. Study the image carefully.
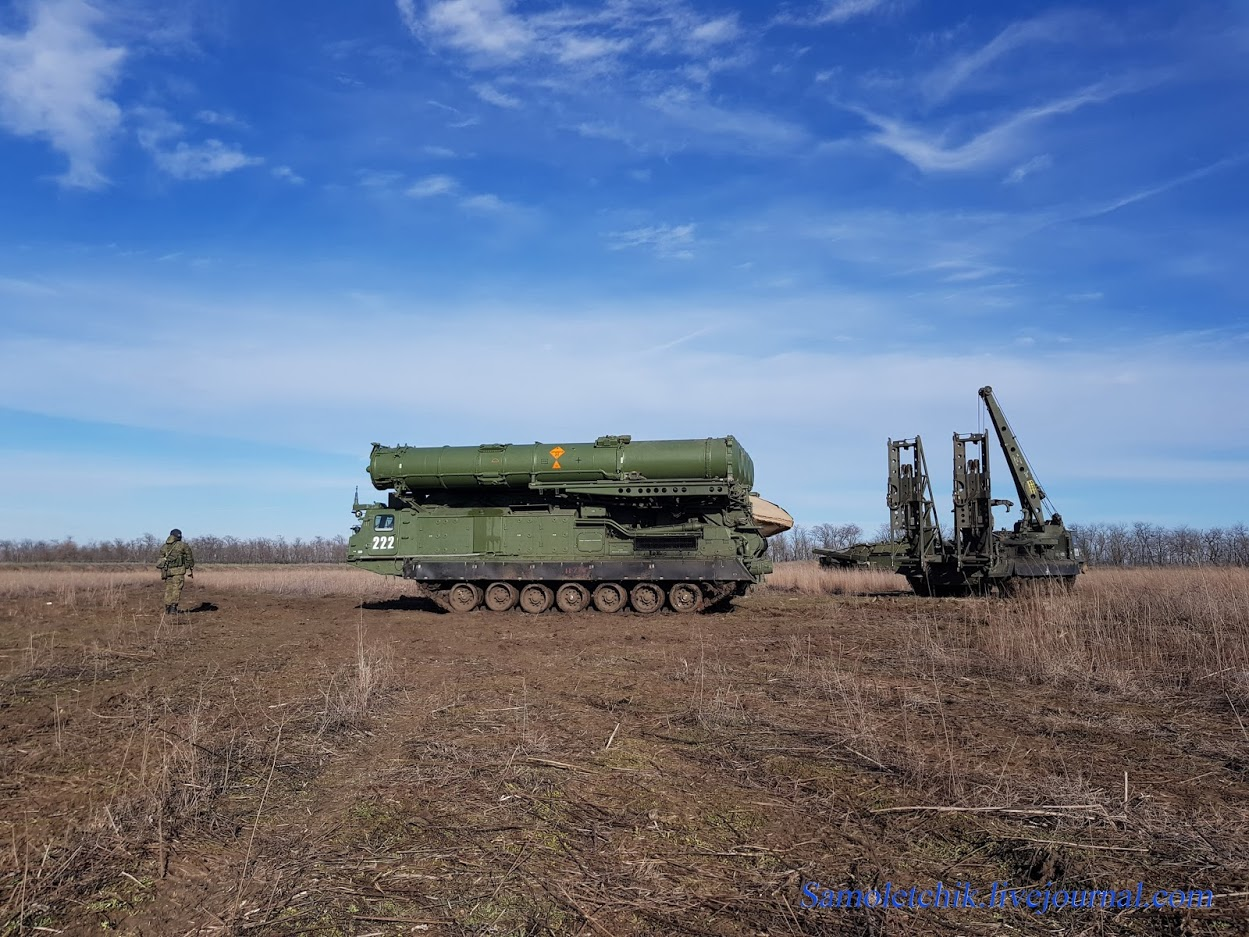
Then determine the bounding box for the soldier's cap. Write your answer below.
[170,528,182,538]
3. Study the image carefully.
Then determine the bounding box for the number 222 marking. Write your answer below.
[371,535,395,550]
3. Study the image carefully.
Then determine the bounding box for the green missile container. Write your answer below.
[369,435,754,492]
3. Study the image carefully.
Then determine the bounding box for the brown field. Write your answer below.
[1,563,1247,936]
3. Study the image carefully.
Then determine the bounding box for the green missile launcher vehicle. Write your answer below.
[348,434,792,614]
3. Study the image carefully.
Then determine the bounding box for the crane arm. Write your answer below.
[978,386,1047,528]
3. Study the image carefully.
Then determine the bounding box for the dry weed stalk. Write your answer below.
[318,619,394,733]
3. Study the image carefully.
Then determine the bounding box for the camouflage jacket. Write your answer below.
[157,537,195,571]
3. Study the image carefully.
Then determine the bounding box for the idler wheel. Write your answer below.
[592,583,627,613]
[447,582,481,613]
[630,582,664,614]
[484,581,518,611]
[668,582,702,614]
[519,583,554,614]
[555,582,590,613]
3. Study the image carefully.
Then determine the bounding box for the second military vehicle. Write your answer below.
[816,386,1083,596]
[348,435,792,613]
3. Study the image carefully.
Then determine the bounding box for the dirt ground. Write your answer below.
[1,566,1247,936]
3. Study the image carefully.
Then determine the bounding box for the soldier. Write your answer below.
[156,528,195,614]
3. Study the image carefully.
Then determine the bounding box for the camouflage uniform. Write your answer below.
[157,530,195,613]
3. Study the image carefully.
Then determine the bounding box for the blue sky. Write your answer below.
[1,0,1247,541]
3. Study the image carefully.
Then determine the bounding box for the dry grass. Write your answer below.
[197,565,410,599]
[0,568,148,603]
[965,566,1249,699]
[764,559,909,595]
[768,562,1249,702]
[0,564,409,602]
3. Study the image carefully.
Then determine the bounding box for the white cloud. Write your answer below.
[152,140,260,179]
[775,0,893,27]
[420,0,533,61]
[556,33,628,63]
[690,16,739,45]
[1062,155,1249,223]
[399,0,789,157]
[0,0,126,189]
[647,87,807,151]
[459,192,516,213]
[472,82,522,108]
[404,0,753,71]
[406,173,458,197]
[607,222,697,259]
[925,12,1091,103]
[1004,153,1053,184]
[858,82,1130,173]
[135,108,262,180]
[195,108,248,129]
[357,169,403,188]
[813,0,891,24]
[272,164,305,185]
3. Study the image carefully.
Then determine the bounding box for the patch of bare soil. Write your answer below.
[1,569,1247,936]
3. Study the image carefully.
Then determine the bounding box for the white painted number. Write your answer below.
[371,535,395,550]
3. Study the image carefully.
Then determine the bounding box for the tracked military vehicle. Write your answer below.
[817,387,1083,596]
[348,435,792,613]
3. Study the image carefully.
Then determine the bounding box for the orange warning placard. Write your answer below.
[549,446,565,459]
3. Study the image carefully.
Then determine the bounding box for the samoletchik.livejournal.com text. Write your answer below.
[802,880,1215,914]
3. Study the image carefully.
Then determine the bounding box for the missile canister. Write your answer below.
[368,434,754,492]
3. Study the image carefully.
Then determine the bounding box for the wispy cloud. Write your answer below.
[396,172,521,215]
[418,0,533,62]
[858,81,1133,173]
[472,82,522,108]
[647,87,807,151]
[271,164,305,185]
[1064,154,1249,223]
[774,0,895,27]
[0,0,126,189]
[406,0,747,67]
[1004,153,1053,184]
[398,0,777,155]
[924,11,1093,102]
[460,191,521,214]
[195,108,248,129]
[0,275,59,297]
[406,173,458,197]
[135,108,262,180]
[606,223,697,259]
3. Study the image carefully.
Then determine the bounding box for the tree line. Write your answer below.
[0,535,349,565]
[4,522,1249,567]
[766,522,1249,567]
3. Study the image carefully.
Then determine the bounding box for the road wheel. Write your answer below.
[484,581,518,611]
[668,582,702,613]
[519,583,554,614]
[555,582,590,613]
[592,583,627,613]
[447,582,481,613]
[630,582,664,614]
